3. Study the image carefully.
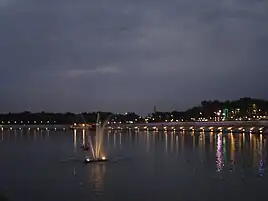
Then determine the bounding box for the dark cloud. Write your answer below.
[1,0,268,114]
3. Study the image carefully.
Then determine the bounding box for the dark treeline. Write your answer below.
[0,111,141,125]
[1,97,268,124]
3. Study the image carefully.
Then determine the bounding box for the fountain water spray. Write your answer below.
[85,113,109,163]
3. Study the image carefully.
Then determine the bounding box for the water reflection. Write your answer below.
[82,129,86,146]
[87,164,106,198]
[0,131,3,143]
[113,133,116,148]
[119,133,122,149]
[146,132,150,153]
[209,132,213,152]
[165,133,167,153]
[216,134,224,172]
[2,129,267,179]
[74,129,77,153]
[230,133,235,165]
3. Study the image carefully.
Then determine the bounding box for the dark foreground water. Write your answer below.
[0,129,267,201]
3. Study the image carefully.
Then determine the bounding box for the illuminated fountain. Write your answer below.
[84,113,108,163]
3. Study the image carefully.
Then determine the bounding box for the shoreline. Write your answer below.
[0,120,268,134]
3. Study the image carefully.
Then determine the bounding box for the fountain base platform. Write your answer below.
[84,157,108,163]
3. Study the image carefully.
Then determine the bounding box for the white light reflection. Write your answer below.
[82,129,85,146]
[258,134,264,177]
[40,130,43,139]
[230,133,235,164]
[34,130,36,141]
[209,132,213,152]
[107,131,110,148]
[181,132,184,154]
[165,133,168,153]
[113,133,116,148]
[14,130,17,141]
[135,132,138,146]
[46,130,50,138]
[171,132,174,152]
[88,161,106,196]
[73,129,77,152]
[216,134,224,172]
[176,135,179,154]
[146,132,150,152]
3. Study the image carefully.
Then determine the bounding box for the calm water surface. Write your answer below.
[0,130,267,201]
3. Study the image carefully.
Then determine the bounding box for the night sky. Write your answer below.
[1,0,268,115]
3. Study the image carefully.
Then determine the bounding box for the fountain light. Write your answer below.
[84,113,109,163]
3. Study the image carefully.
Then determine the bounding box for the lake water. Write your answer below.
[0,129,267,201]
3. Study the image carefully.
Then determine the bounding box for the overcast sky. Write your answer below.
[1,0,268,115]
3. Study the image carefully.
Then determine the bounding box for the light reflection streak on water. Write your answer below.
[129,132,132,146]
[14,130,17,141]
[260,134,263,152]
[250,134,253,160]
[181,133,184,154]
[107,131,110,148]
[258,134,265,177]
[192,133,195,150]
[140,131,143,145]
[146,132,150,153]
[202,132,205,146]
[165,133,168,153]
[113,133,116,148]
[73,129,77,152]
[171,132,174,153]
[230,133,235,164]
[253,134,257,167]
[82,129,85,146]
[198,133,203,153]
[34,130,36,141]
[135,132,138,146]
[216,134,224,172]
[176,135,179,154]
[209,132,213,152]
[223,136,227,165]
[243,133,245,148]
[238,134,242,153]
[88,164,106,198]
